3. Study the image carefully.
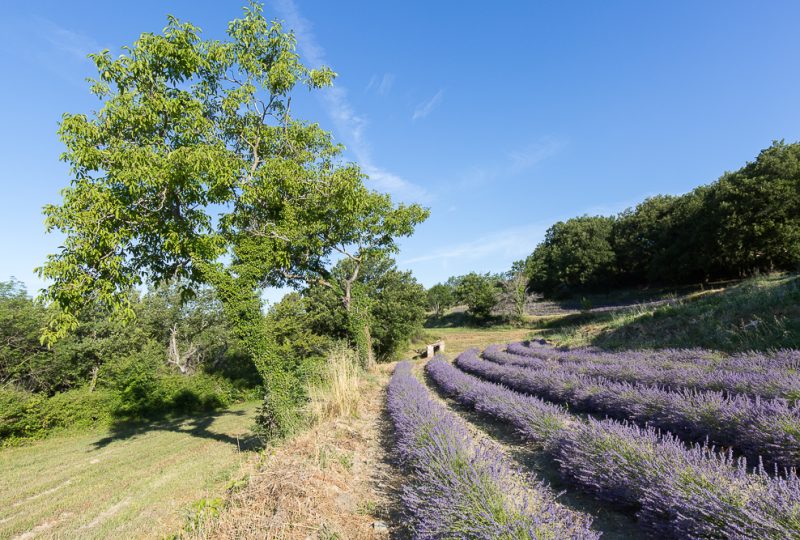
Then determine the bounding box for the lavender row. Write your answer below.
[386,361,598,539]
[460,349,800,471]
[427,354,800,539]
[509,341,800,376]
[485,344,800,401]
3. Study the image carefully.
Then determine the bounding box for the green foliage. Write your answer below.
[251,292,330,440]
[368,266,427,359]
[0,280,154,394]
[525,141,800,296]
[0,280,259,444]
[505,260,529,321]
[38,2,427,439]
[454,273,501,320]
[426,283,455,318]
[714,142,800,274]
[305,256,426,361]
[0,368,251,445]
[183,496,224,535]
[0,279,55,391]
[38,2,337,341]
[0,386,118,443]
[527,216,616,297]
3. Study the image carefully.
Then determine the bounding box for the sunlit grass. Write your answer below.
[536,274,800,352]
[0,401,259,539]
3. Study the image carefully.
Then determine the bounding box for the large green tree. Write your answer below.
[38,3,427,438]
[714,141,800,275]
[527,216,616,296]
[454,273,500,320]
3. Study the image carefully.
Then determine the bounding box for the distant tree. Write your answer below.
[369,264,426,360]
[713,141,800,275]
[305,256,426,360]
[455,273,500,320]
[644,187,720,284]
[0,279,158,393]
[426,283,454,318]
[527,216,616,296]
[612,195,678,285]
[139,283,232,375]
[36,3,427,438]
[0,280,52,391]
[505,260,528,321]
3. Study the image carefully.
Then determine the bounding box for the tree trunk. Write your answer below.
[168,324,199,375]
[88,365,99,393]
[363,321,375,371]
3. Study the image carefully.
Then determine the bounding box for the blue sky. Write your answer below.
[2,1,800,303]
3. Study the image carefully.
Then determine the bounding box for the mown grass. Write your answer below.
[411,326,534,357]
[536,273,800,352]
[0,401,260,539]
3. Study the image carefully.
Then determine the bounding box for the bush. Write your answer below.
[0,369,257,445]
[454,273,501,320]
[0,386,120,444]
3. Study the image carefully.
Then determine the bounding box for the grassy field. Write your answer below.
[533,273,800,352]
[412,326,533,357]
[417,273,800,355]
[0,401,260,539]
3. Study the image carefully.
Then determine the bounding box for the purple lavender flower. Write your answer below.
[387,361,598,539]
[467,348,800,471]
[427,353,800,538]
[501,342,800,401]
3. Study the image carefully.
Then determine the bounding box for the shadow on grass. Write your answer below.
[92,408,263,452]
[542,281,725,312]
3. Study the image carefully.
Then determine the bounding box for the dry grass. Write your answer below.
[0,401,260,539]
[306,343,362,425]
[193,366,398,540]
[419,327,534,357]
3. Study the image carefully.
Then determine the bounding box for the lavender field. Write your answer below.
[387,343,800,539]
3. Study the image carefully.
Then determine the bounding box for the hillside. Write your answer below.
[534,273,800,352]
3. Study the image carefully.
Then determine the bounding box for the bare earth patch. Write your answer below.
[197,367,403,539]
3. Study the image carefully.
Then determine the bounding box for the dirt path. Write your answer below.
[196,367,407,539]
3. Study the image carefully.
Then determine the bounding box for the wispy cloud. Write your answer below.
[456,136,566,190]
[23,18,104,87]
[412,89,444,121]
[507,137,565,174]
[366,73,395,95]
[274,0,431,203]
[402,223,547,266]
[39,20,101,61]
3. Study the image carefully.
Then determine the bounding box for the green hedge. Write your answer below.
[0,374,260,446]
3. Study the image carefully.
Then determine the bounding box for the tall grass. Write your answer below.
[539,273,800,352]
[306,343,362,424]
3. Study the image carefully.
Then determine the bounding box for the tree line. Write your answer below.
[524,141,800,297]
[1,252,426,443]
